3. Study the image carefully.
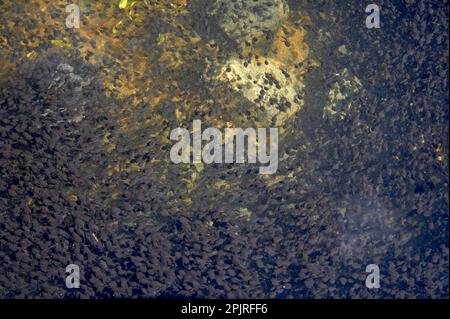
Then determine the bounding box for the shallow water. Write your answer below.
[0,0,448,299]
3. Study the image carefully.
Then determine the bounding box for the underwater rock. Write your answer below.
[209,0,289,48]
[323,68,362,120]
[200,18,314,132]
[215,56,305,127]
[20,51,96,124]
[206,19,314,131]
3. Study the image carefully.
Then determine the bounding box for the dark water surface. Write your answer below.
[0,0,448,298]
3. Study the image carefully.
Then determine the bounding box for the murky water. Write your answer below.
[0,0,448,298]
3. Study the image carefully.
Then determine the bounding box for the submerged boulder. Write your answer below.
[216,55,304,128]
[205,20,315,130]
[208,0,289,49]
[19,50,98,125]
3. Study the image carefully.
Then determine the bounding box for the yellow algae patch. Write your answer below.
[172,0,188,5]
[68,194,79,202]
[175,108,185,122]
[103,130,117,153]
[50,38,72,48]
[213,180,237,191]
[26,198,36,209]
[111,192,120,200]
[107,165,120,177]
[271,23,309,68]
[157,33,193,69]
[118,0,128,9]
[26,51,37,59]
[1,1,77,59]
